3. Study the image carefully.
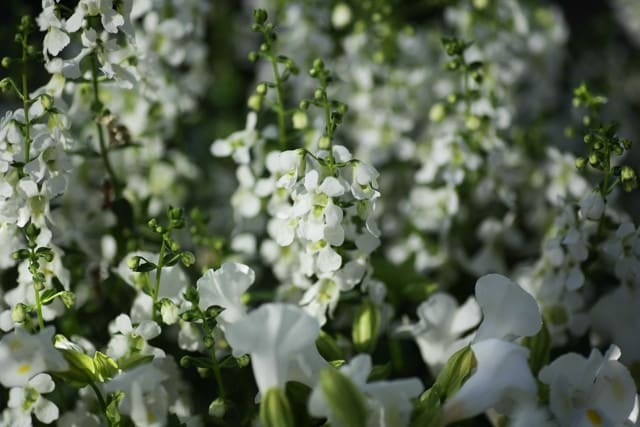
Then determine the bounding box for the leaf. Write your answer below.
[117,353,154,371]
[522,321,551,376]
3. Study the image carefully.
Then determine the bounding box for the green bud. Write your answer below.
[465,115,481,131]
[434,345,476,400]
[40,94,54,110]
[25,222,40,241]
[575,157,587,170]
[314,88,324,100]
[160,299,179,325]
[319,368,368,427]
[299,100,310,110]
[260,43,268,52]
[291,111,309,129]
[0,78,10,92]
[181,251,196,267]
[447,93,457,104]
[521,322,551,376]
[316,330,344,361]
[247,94,263,111]
[12,249,30,260]
[203,336,215,349]
[248,51,258,62]
[251,23,261,32]
[313,58,324,70]
[36,247,54,262]
[260,388,295,427]
[582,116,591,126]
[127,255,142,271]
[253,9,268,25]
[588,153,599,167]
[180,356,191,368]
[622,139,632,150]
[59,291,75,309]
[352,300,381,354]
[1,57,11,68]
[183,287,200,304]
[318,135,331,150]
[169,240,180,252]
[12,303,29,324]
[621,166,636,181]
[429,102,446,122]
[473,0,489,9]
[256,82,267,95]
[209,398,227,418]
[147,218,159,229]
[446,59,460,71]
[337,103,348,115]
[168,206,183,221]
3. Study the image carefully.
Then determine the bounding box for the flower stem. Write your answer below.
[33,281,44,331]
[151,237,166,323]
[89,381,115,427]
[202,318,226,399]
[263,30,287,149]
[90,54,121,197]
[21,33,31,165]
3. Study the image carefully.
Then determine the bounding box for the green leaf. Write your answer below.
[319,368,368,427]
[434,345,476,401]
[106,391,124,426]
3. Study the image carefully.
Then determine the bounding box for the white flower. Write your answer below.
[398,292,480,373]
[443,339,537,424]
[104,361,170,427]
[474,273,542,342]
[196,262,255,326]
[539,345,638,427]
[224,303,325,394]
[8,374,59,424]
[579,192,605,220]
[591,285,640,363]
[210,112,258,164]
[0,327,67,387]
[106,314,163,360]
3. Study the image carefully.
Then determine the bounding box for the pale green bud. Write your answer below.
[319,368,368,427]
[429,102,446,122]
[318,135,331,150]
[292,110,308,129]
[248,94,263,111]
[209,398,227,418]
[260,388,295,427]
[352,300,380,354]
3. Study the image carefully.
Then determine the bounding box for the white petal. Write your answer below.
[35,398,59,424]
[44,27,70,56]
[474,274,541,341]
[316,246,342,273]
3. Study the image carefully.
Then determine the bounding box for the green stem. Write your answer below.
[264,31,287,149]
[151,237,166,322]
[90,54,121,197]
[202,319,226,399]
[21,34,31,165]
[33,281,45,331]
[89,381,114,427]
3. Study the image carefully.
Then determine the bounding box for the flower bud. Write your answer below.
[209,398,227,418]
[352,300,380,354]
[253,9,268,25]
[1,57,11,68]
[319,368,368,427]
[260,388,295,427]
[127,255,142,270]
[256,82,267,95]
[40,94,54,110]
[247,94,263,111]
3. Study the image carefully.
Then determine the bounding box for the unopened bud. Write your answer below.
[260,388,295,427]
[352,300,381,354]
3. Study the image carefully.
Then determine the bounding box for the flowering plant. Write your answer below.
[1,1,640,426]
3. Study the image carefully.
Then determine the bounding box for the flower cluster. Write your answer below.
[1,1,639,426]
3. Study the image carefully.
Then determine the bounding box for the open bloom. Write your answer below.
[196,262,255,326]
[538,345,638,427]
[398,292,480,373]
[0,327,67,388]
[224,303,326,395]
